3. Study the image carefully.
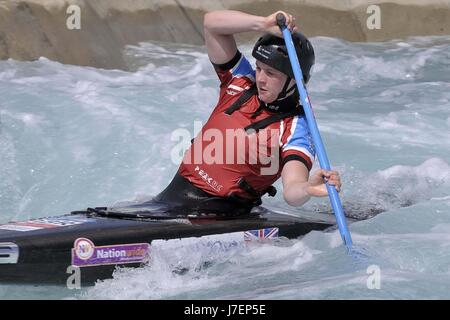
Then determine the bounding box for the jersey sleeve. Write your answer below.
[280,115,316,171]
[212,51,255,93]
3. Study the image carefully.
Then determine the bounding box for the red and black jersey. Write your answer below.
[179,52,316,200]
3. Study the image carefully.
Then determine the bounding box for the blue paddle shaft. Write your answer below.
[276,14,353,247]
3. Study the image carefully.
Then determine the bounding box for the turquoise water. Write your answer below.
[0,36,449,299]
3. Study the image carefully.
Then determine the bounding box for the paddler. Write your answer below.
[154,10,342,216]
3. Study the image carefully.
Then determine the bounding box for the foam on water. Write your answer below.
[0,36,449,299]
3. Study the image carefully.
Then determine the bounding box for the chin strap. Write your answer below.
[261,78,300,113]
[276,77,296,100]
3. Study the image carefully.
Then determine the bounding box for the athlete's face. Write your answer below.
[255,61,288,104]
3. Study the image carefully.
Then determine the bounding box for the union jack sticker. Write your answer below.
[244,227,279,242]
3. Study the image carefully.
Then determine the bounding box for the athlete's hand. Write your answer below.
[264,11,298,37]
[306,169,342,197]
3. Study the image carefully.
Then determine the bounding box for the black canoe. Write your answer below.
[0,205,340,285]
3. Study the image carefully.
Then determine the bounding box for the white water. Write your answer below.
[0,36,449,299]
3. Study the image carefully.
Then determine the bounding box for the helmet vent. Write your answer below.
[275,46,288,56]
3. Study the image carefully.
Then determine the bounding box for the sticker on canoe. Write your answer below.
[0,216,92,232]
[244,227,279,241]
[0,224,42,232]
[71,238,150,267]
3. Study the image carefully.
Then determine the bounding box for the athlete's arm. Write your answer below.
[281,161,342,206]
[203,10,296,65]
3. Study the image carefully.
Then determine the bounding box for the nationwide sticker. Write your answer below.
[0,216,92,232]
[71,238,150,267]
